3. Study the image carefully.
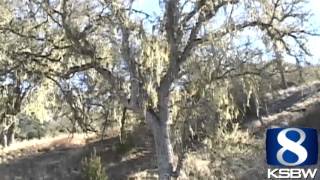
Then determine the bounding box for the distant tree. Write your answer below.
[0,70,37,147]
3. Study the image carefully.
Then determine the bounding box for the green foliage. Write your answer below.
[81,149,108,180]
[16,113,47,140]
[140,37,169,108]
[23,79,57,123]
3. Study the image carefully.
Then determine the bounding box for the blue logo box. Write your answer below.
[266,128,318,166]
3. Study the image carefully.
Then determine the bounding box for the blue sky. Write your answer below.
[306,0,320,64]
[133,0,320,64]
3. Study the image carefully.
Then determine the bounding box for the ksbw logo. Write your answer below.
[266,128,318,179]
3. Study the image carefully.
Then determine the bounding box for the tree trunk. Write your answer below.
[297,64,304,83]
[277,59,287,89]
[146,111,174,180]
[274,42,287,89]
[7,117,16,146]
[9,131,14,145]
[7,122,15,145]
[120,107,127,144]
[1,131,8,148]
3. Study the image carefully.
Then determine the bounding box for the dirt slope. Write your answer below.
[245,81,320,132]
[0,131,156,180]
[1,81,320,180]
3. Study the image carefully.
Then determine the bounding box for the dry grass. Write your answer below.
[0,133,96,160]
[177,125,265,180]
[0,125,123,156]
[0,126,266,179]
[129,124,265,180]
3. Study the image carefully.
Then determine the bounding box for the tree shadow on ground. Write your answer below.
[0,132,155,180]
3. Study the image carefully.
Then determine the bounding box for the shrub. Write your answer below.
[178,123,265,180]
[81,148,108,180]
[113,134,135,155]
